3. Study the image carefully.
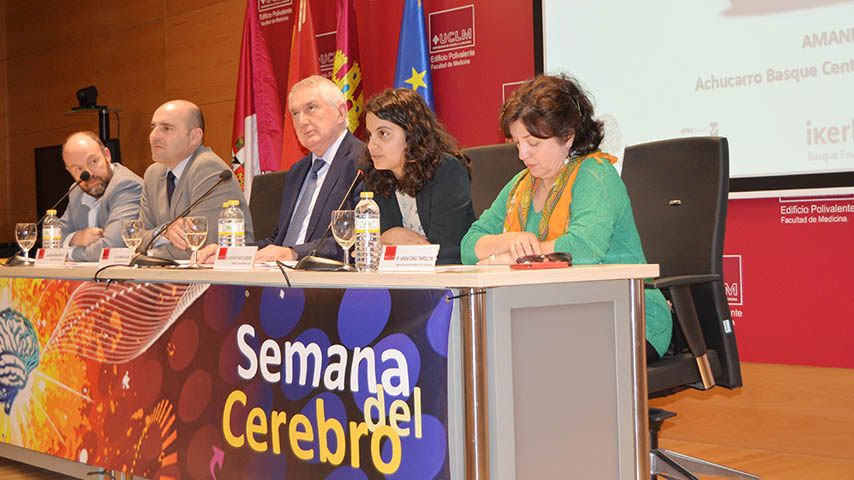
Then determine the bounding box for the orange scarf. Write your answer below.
[503,151,618,240]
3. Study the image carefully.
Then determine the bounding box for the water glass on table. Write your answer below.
[15,223,37,264]
[331,209,356,270]
[121,219,144,251]
[183,216,208,268]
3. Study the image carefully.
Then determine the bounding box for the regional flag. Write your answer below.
[232,0,283,201]
[333,0,365,137]
[394,0,435,110]
[281,0,321,170]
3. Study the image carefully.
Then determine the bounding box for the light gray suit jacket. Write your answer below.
[138,145,254,260]
[59,163,143,262]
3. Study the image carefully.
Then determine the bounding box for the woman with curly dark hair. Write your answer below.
[460,74,672,360]
[362,88,475,264]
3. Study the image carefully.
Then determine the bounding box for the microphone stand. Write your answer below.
[4,172,91,267]
[130,171,233,268]
[294,170,363,271]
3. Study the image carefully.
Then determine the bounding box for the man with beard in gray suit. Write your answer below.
[138,100,253,260]
[60,131,143,262]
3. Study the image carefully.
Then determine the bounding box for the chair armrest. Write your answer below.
[645,274,720,290]
[646,275,720,390]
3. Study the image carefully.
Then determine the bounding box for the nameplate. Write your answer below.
[98,248,135,267]
[213,246,258,270]
[378,245,440,272]
[34,248,70,267]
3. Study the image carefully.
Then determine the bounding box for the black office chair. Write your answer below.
[462,143,523,218]
[621,137,758,480]
[249,170,288,242]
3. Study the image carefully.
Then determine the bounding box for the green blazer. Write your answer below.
[461,157,673,356]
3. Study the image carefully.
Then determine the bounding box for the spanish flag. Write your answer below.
[281,0,321,170]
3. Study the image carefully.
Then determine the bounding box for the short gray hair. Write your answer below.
[288,75,345,110]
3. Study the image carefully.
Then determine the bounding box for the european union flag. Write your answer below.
[394,0,435,110]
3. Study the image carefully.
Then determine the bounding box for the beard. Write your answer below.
[81,171,112,198]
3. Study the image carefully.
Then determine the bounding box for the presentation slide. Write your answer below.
[542,0,853,182]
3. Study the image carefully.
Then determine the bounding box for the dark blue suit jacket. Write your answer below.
[255,131,364,260]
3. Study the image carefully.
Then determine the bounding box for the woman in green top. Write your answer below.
[460,74,672,359]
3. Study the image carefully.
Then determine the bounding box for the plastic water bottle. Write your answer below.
[218,200,245,247]
[354,192,381,272]
[42,209,62,249]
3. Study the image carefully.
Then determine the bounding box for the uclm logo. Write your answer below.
[316,31,337,79]
[258,0,292,13]
[428,5,475,54]
[722,255,743,306]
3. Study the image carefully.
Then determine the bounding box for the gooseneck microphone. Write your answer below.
[130,169,233,267]
[36,171,91,226]
[3,172,92,266]
[294,169,363,271]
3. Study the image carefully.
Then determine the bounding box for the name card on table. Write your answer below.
[378,245,440,272]
[98,248,136,267]
[34,248,70,267]
[213,246,258,270]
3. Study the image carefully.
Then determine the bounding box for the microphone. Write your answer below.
[294,169,363,271]
[36,171,91,226]
[4,172,91,266]
[130,169,233,267]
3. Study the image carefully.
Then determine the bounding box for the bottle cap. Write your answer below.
[47,209,57,215]
[222,201,230,208]
[360,191,374,198]
[231,200,239,206]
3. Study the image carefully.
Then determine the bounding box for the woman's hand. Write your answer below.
[507,231,542,260]
[477,251,514,265]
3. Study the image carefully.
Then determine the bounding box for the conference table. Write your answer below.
[0,262,656,479]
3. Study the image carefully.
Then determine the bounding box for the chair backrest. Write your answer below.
[463,143,524,218]
[249,170,288,242]
[622,137,742,388]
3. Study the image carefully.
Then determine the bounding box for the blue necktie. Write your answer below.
[283,158,325,246]
[166,171,176,206]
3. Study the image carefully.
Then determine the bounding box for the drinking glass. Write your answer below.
[121,219,144,250]
[331,210,356,269]
[15,223,38,264]
[183,216,208,268]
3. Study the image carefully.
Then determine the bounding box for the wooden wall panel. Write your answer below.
[165,0,243,104]
[200,99,239,163]
[1,58,7,137]
[6,20,166,137]
[118,113,160,178]
[3,124,91,234]
[166,0,237,18]
[0,0,243,243]
[0,1,6,60]
[4,0,163,59]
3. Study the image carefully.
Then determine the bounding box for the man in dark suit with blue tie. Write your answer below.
[253,75,363,263]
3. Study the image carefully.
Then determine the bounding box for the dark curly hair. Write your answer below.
[362,88,471,198]
[499,74,603,157]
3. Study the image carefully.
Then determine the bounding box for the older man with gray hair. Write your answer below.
[200,75,363,264]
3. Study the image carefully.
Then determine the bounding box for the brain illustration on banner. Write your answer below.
[0,278,208,475]
[0,308,40,413]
